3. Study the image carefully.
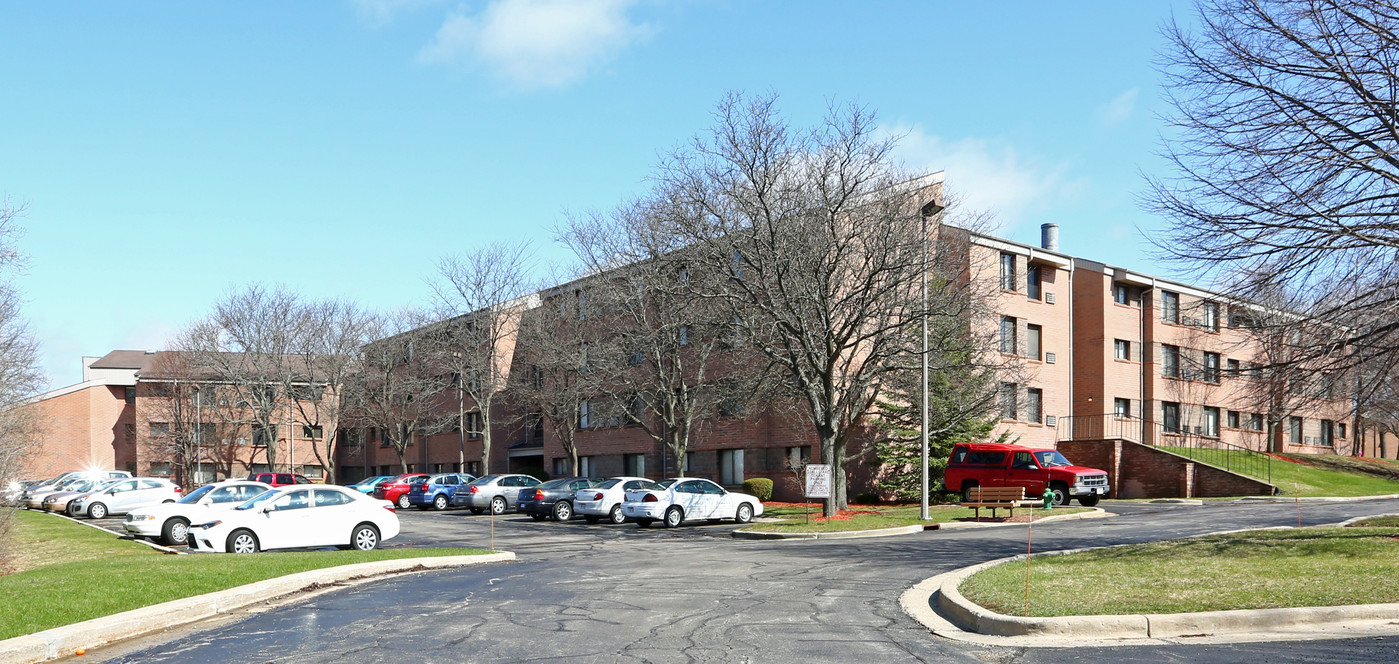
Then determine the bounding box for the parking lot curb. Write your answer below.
[732,508,1112,540]
[0,552,515,664]
[1238,493,1399,503]
[902,533,1399,646]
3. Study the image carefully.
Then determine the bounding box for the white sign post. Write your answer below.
[805,464,832,498]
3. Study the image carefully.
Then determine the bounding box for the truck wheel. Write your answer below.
[960,482,979,503]
[1077,494,1100,507]
[1049,482,1069,507]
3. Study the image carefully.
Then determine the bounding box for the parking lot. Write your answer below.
[81,496,1399,664]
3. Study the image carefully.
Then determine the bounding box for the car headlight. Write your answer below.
[130,515,156,521]
[193,520,222,529]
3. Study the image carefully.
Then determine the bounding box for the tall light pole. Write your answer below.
[921,201,944,521]
[194,385,202,485]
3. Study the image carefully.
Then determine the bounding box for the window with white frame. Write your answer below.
[1161,291,1180,324]
[1114,339,1130,360]
[1026,388,1043,424]
[1161,345,1180,378]
[1000,253,1016,291]
[999,383,1017,420]
[1203,407,1220,437]
[1202,301,1219,331]
[578,401,591,429]
[1163,402,1181,434]
[1114,398,1131,418]
[1000,316,1017,354]
[1027,264,1042,300]
[719,449,745,485]
[1026,324,1042,361]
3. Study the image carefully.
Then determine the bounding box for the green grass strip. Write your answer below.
[746,504,1090,533]
[1161,448,1399,497]
[960,527,1399,617]
[0,510,491,640]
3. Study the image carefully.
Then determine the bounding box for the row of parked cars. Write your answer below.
[7,471,400,554]
[346,472,766,528]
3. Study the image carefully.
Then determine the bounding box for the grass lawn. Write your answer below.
[1349,515,1399,527]
[1162,447,1399,497]
[0,510,492,640]
[745,503,1090,533]
[960,526,1399,617]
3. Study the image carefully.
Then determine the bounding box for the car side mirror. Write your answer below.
[261,505,275,513]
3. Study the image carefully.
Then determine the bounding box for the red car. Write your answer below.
[248,472,315,487]
[943,442,1110,507]
[374,473,429,509]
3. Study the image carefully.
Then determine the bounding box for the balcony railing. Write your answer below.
[1057,413,1271,485]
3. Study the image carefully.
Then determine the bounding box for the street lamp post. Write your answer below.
[194,385,202,485]
[921,202,944,521]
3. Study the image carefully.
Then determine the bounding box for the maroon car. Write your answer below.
[248,472,314,488]
[374,473,429,509]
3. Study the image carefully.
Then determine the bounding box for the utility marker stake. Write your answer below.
[1025,504,1033,617]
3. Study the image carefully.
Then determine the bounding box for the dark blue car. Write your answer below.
[406,473,476,511]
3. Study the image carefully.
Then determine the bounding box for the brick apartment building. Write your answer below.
[20,184,1382,497]
[21,350,331,483]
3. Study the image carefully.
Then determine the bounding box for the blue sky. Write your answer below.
[0,0,1190,388]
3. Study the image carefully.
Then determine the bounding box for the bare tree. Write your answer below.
[291,299,376,484]
[0,197,45,551]
[511,273,599,476]
[1147,0,1399,374]
[139,352,207,489]
[427,242,535,474]
[557,203,767,476]
[343,311,449,474]
[646,92,947,514]
[180,286,306,472]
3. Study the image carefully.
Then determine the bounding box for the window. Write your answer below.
[302,425,323,440]
[1114,398,1131,418]
[1027,264,1042,300]
[1203,352,1220,383]
[302,465,324,479]
[148,462,171,477]
[1026,388,1043,424]
[623,453,645,477]
[1161,345,1180,378]
[526,412,544,442]
[1000,252,1016,291]
[678,325,689,346]
[1000,316,1017,354]
[1320,420,1335,447]
[1339,422,1348,439]
[1227,358,1240,378]
[466,461,482,476]
[578,456,592,476]
[719,449,745,485]
[552,458,569,476]
[1250,413,1263,431]
[1202,301,1219,331]
[1114,339,1130,361]
[1203,407,1220,437]
[124,387,136,404]
[525,364,543,390]
[1026,324,1042,361]
[999,383,1017,420]
[252,424,276,447]
[272,490,311,511]
[578,401,591,429]
[576,290,586,320]
[149,422,170,439]
[785,446,807,469]
[1012,451,1038,469]
[465,412,483,439]
[1289,416,1303,444]
[1162,291,1180,324]
[1163,402,1181,434]
[1227,411,1240,429]
[314,489,352,507]
[1113,283,1131,305]
[627,348,645,366]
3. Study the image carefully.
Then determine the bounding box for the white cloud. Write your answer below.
[352,0,445,27]
[882,123,1085,232]
[1097,88,1139,126]
[417,0,651,89]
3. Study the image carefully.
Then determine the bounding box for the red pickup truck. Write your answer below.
[944,442,1110,507]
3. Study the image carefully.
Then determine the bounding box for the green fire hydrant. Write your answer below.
[1042,487,1055,510]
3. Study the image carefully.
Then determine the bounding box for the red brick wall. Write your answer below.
[20,383,130,478]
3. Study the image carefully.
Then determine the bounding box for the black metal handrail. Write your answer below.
[1056,413,1271,485]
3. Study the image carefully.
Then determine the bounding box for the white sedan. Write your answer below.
[574,476,656,524]
[622,477,764,528]
[124,481,272,546]
[188,485,400,553]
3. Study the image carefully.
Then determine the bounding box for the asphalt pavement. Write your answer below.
[77,497,1399,664]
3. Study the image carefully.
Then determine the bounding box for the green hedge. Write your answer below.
[742,478,774,501]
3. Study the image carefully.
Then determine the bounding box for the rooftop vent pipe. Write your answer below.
[1040,223,1059,251]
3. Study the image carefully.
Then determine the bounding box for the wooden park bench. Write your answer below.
[962,486,1040,521]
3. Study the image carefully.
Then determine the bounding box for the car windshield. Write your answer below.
[537,479,570,489]
[179,485,217,504]
[409,476,429,485]
[469,475,499,486]
[235,490,283,511]
[598,479,622,489]
[1034,451,1073,468]
[655,479,678,489]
